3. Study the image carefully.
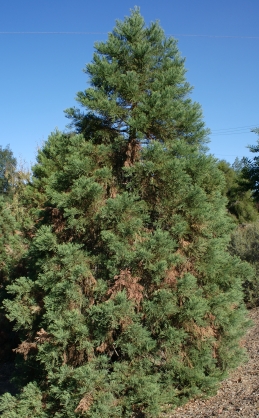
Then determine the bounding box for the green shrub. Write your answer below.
[229,223,259,307]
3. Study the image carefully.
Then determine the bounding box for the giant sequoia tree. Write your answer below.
[0,9,252,418]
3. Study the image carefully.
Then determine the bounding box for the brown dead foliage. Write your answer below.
[179,239,190,249]
[164,266,178,288]
[13,328,53,359]
[96,331,114,354]
[183,319,217,342]
[50,207,65,233]
[81,275,97,295]
[119,315,133,331]
[30,305,41,314]
[13,341,37,360]
[191,223,207,233]
[109,186,117,198]
[96,341,108,353]
[4,244,14,255]
[205,312,216,322]
[108,269,144,306]
[75,393,94,413]
[35,328,52,344]
[179,258,198,278]
[175,240,200,278]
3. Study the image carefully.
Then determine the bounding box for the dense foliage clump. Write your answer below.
[0,145,17,199]
[218,131,259,308]
[217,159,259,223]
[229,222,259,308]
[241,128,259,202]
[0,9,253,418]
[0,148,31,362]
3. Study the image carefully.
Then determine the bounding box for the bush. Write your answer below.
[229,223,259,307]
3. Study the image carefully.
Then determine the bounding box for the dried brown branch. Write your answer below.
[108,269,144,305]
[75,393,94,413]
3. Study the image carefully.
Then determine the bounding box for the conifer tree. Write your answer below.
[217,159,259,223]
[242,128,259,201]
[0,145,17,200]
[229,222,259,307]
[0,9,253,418]
[0,149,31,362]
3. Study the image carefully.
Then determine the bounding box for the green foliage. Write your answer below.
[229,223,259,307]
[0,146,32,362]
[0,383,47,418]
[0,198,23,279]
[66,7,209,155]
[0,195,28,361]
[241,128,259,201]
[0,145,17,199]
[217,159,259,223]
[0,8,252,417]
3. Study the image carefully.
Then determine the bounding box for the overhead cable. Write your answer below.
[0,31,259,39]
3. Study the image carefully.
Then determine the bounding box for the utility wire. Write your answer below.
[1,29,258,139]
[211,124,258,132]
[170,34,259,39]
[209,124,258,137]
[213,154,249,157]
[0,31,259,39]
[0,31,107,34]
[210,131,256,136]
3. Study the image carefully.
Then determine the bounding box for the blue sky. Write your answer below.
[1,0,259,166]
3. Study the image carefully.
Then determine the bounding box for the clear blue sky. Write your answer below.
[1,0,259,166]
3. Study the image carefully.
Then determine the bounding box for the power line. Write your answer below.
[0,31,259,39]
[211,124,258,132]
[210,124,258,137]
[210,131,256,136]
[170,34,259,39]
[0,31,107,35]
[213,154,249,157]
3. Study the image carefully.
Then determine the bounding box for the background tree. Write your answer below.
[241,128,259,201]
[217,159,258,223]
[0,150,31,364]
[216,159,259,307]
[0,145,17,200]
[229,222,259,307]
[0,144,33,389]
[223,129,259,309]
[0,9,253,418]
